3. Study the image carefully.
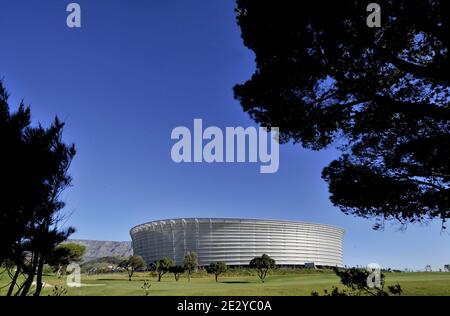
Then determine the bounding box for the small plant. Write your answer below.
[50,285,68,296]
[141,280,151,296]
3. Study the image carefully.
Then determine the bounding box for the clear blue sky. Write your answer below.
[1,0,449,270]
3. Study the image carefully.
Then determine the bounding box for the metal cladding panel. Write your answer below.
[130,218,344,267]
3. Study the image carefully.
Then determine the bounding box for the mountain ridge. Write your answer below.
[67,239,133,262]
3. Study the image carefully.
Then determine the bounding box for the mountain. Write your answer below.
[67,239,133,262]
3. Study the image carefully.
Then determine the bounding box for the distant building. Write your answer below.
[130,218,344,267]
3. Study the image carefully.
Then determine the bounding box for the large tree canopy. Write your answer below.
[234,0,450,228]
[0,80,76,296]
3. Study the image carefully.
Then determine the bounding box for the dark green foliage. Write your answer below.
[312,267,402,296]
[47,243,86,276]
[387,284,403,296]
[169,265,186,281]
[234,0,450,228]
[249,254,276,283]
[85,256,126,266]
[50,285,68,296]
[205,262,228,282]
[80,256,127,275]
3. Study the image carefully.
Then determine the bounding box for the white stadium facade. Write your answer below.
[130,218,344,267]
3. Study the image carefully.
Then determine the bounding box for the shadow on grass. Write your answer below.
[220,281,251,284]
[95,278,131,281]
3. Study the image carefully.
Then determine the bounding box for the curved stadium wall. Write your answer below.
[130,218,344,267]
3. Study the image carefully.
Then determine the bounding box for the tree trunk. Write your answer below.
[7,266,21,296]
[56,265,62,278]
[34,255,45,296]
[127,267,133,281]
[215,274,218,282]
[19,254,39,296]
[18,271,35,296]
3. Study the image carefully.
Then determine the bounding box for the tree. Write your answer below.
[18,117,76,297]
[0,83,30,266]
[154,257,175,282]
[444,264,450,272]
[183,251,198,282]
[119,256,146,281]
[234,0,450,229]
[0,80,76,296]
[169,265,186,282]
[47,243,86,276]
[312,267,402,296]
[205,261,227,282]
[249,254,276,283]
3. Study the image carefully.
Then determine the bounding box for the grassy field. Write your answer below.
[1,270,450,296]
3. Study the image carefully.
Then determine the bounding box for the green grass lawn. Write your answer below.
[2,270,450,296]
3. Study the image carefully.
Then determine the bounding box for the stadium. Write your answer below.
[130,218,344,267]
